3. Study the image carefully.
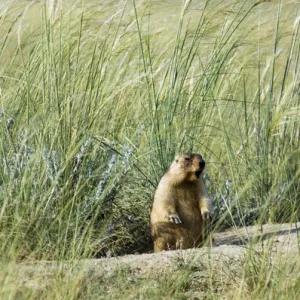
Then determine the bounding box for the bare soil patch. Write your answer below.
[6,222,299,299]
[17,222,299,276]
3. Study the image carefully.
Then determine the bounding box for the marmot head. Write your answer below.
[173,153,206,182]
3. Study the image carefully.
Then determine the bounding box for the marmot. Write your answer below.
[151,153,213,252]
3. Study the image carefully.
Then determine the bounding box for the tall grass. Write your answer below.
[0,0,299,297]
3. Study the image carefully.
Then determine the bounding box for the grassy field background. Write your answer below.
[0,0,299,298]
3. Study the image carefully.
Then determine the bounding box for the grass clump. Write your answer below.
[0,0,299,297]
[0,0,299,255]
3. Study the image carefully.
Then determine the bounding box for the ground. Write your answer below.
[7,222,299,299]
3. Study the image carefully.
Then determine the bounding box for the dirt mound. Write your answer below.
[8,222,299,299]
[88,222,299,275]
[18,222,300,276]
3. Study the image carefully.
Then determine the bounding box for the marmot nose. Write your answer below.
[200,160,205,169]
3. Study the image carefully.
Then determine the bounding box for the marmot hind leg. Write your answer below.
[153,235,188,252]
[152,222,188,252]
[154,237,170,252]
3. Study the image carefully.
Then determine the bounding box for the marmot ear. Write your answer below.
[174,154,180,163]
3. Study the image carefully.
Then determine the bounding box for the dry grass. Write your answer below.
[0,0,299,298]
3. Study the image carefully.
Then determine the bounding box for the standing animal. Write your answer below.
[151,153,213,252]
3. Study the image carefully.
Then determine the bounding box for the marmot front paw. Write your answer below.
[169,214,182,224]
[201,209,213,220]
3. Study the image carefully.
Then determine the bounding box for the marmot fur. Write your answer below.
[151,153,213,252]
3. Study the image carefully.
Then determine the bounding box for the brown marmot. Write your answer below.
[151,153,213,252]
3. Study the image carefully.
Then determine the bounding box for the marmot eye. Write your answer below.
[185,156,190,161]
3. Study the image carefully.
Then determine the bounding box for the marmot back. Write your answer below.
[150,153,213,252]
